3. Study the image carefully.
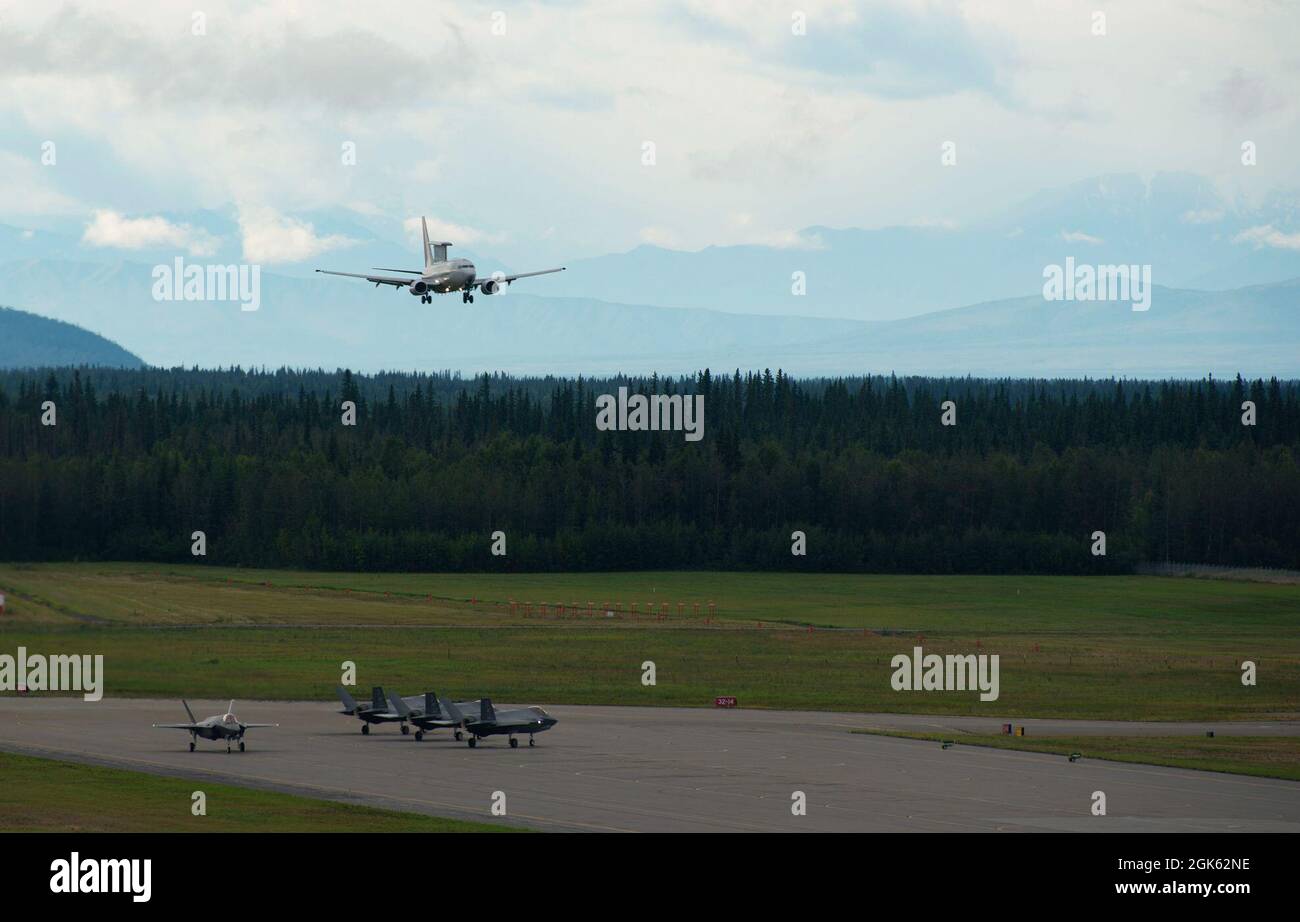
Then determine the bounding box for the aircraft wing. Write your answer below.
[239,723,279,729]
[153,723,201,730]
[473,267,565,288]
[316,269,414,288]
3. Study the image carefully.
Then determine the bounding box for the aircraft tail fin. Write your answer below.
[420,216,452,266]
[388,691,411,717]
[481,698,496,722]
[337,685,359,713]
[370,686,386,712]
[182,699,197,723]
[438,695,465,724]
[424,692,440,717]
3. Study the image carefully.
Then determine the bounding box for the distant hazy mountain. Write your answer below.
[0,305,143,369]
[792,277,1300,378]
[543,173,1300,321]
[0,257,1296,377]
[7,172,1300,329]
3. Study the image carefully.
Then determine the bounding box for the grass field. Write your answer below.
[1,562,1296,721]
[852,729,1300,782]
[0,751,512,832]
[3,562,1295,634]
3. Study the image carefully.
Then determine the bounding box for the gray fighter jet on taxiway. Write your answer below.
[439,695,557,748]
[316,217,564,304]
[336,685,413,735]
[153,700,278,753]
[386,690,471,742]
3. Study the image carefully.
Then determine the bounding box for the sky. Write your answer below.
[1,0,1299,269]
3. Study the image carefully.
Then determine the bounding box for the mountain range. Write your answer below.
[0,306,142,369]
[1,171,1298,376]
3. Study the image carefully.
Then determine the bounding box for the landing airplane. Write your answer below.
[439,695,557,749]
[336,685,411,735]
[316,217,565,304]
[153,700,278,753]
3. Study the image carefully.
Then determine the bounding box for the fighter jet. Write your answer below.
[153,700,278,753]
[336,685,414,735]
[386,691,470,742]
[316,217,565,305]
[439,696,557,749]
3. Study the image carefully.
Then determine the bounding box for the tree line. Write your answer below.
[0,366,1296,572]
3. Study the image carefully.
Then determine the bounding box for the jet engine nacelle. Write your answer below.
[408,280,427,296]
[480,279,502,295]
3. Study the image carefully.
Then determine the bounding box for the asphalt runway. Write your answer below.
[1,698,1297,832]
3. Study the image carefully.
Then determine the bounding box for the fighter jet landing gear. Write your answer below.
[454,730,463,741]
[509,736,518,749]
[529,736,536,747]
[189,741,195,752]
[467,737,478,748]
[239,741,246,752]
[414,730,424,742]
[361,724,370,735]
[226,743,232,753]
[461,291,474,304]
[401,724,410,735]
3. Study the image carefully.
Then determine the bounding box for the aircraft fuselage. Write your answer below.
[412,259,476,295]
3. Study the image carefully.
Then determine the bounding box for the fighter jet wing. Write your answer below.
[238,723,279,728]
[153,723,202,729]
[315,269,414,288]
[472,267,566,287]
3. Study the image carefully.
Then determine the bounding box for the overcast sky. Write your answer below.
[1,0,1298,266]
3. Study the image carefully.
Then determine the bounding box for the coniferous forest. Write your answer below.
[0,366,1297,573]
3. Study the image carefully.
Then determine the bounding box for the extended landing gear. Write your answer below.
[189,741,195,752]
[361,724,370,735]
[461,291,474,304]
[226,743,232,753]
[509,737,518,749]
[454,730,463,741]
[239,741,246,752]
[421,294,431,303]
[401,724,410,736]
[467,737,477,748]
[414,730,424,742]
[529,736,536,747]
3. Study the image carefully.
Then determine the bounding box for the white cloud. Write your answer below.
[3,1,1300,261]
[739,229,826,249]
[0,152,81,216]
[638,226,684,249]
[1060,230,1104,245]
[906,218,959,231]
[1233,224,1300,251]
[238,207,356,263]
[1182,208,1225,225]
[82,210,219,256]
[403,216,503,247]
